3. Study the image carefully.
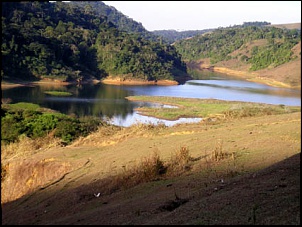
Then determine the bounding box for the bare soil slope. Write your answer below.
[2,111,300,225]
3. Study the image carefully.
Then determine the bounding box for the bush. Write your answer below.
[240,55,249,62]
[54,118,81,143]
[1,103,101,145]
[25,113,58,138]
[1,113,25,144]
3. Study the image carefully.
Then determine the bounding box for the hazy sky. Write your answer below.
[102,1,301,31]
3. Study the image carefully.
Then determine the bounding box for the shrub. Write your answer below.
[1,103,101,145]
[88,147,195,195]
[54,118,81,143]
[138,151,167,181]
[25,113,58,138]
[167,146,192,175]
[1,112,25,144]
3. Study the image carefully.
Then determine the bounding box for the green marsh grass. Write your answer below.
[2,102,41,111]
[126,96,300,120]
[44,91,73,96]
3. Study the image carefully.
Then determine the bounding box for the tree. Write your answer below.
[55,20,66,34]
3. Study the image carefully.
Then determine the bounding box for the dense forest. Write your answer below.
[173,24,301,71]
[2,1,301,84]
[1,2,187,83]
[70,1,159,42]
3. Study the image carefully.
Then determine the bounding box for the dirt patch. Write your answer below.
[1,158,73,204]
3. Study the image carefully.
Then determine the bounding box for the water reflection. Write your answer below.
[2,84,138,119]
[2,70,301,127]
[108,112,202,127]
[186,80,300,97]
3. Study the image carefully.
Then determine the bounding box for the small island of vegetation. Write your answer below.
[44,91,73,96]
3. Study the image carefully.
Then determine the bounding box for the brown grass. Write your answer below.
[1,131,62,162]
[86,146,198,195]
[266,22,301,30]
[1,110,300,225]
[210,139,234,162]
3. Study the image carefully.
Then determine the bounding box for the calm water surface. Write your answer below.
[2,72,300,126]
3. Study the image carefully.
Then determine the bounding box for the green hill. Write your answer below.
[173,25,300,70]
[70,1,159,42]
[1,2,188,84]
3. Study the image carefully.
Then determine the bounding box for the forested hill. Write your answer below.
[70,1,159,42]
[173,25,301,71]
[1,2,188,83]
[152,22,271,45]
[152,29,214,44]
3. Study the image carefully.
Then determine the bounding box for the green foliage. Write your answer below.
[54,117,80,143]
[25,113,58,138]
[2,2,187,83]
[1,110,25,143]
[95,32,187,81]
[248,40,298,71]
[1,103,101,144]
[44,91,73,96]
[173,25,300,69]
[5,102,41,111]
[71,1,159,42]
[126,96,301,121]
[240,55,249,62]
[152,22,270,44]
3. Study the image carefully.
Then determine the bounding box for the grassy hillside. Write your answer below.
[181,23,301,89]
[2,97,300,225]
[187,40,301,89]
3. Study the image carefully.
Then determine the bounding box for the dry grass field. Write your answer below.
[2,104,300,225]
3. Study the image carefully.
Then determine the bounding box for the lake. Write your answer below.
[2,72,300,127]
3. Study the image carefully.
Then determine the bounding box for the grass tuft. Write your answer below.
[210,140,234,162]
[167,146,193,175]
[91,147,195,195]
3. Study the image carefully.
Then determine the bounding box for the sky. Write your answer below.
[102,1,301,31]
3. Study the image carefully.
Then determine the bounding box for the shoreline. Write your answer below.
[1,79,101,89]
[1,77,178,89]
[212,66,293,88]
[100,77,178,86]
[202,66,300,90]
[1,66,300,90]
[186,58,300,90]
